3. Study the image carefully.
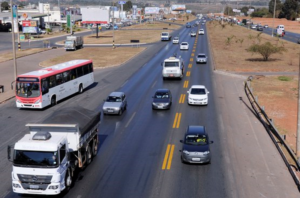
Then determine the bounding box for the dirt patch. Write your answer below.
[0,48,50,63]
[206,20,299,72]
[29,29,90,40]
[40,47,145,68]
[251,76,297,151]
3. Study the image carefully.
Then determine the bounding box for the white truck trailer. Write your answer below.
[8,107,100,195]
[64,36,83,51]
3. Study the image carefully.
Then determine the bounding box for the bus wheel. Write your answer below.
[51,96,56,106]
[78,85,83,94]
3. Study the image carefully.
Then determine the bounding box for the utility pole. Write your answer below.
[112,2,115,49]
[271,0,276,37]
[297,51,300,159]
[10,1,17,84]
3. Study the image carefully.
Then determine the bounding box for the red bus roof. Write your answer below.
[17,59,93,79]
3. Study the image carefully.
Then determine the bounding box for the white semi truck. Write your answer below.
[8,107,100,195]
[64,36,84,51]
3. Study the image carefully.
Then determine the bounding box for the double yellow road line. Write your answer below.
[162,144,175,170]
[179,94,186,103]
[173,113,182,128]
[183,80,189,88]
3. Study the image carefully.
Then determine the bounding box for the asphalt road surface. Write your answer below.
[0,21,299,198]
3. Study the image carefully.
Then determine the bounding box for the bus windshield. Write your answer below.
[16,82,40,98]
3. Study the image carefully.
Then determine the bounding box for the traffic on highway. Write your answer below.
[0,13,299,198]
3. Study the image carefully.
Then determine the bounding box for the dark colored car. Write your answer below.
[186,23,191,28]
[297,38,300,44]
[152,89,172,110]
[256,25,263,31]
[180,126,213,164]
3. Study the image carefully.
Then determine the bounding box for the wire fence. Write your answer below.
[244,77,300,190]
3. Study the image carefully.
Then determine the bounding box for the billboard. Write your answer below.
[22,20,38,33]
[171,5,186,11]
[145,7,160,15]
[22,27,38,33]
[81,7,110,24]
[233,9,241,13]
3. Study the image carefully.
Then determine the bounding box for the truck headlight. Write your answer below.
[13,183,21,188]
[49,185,59,190]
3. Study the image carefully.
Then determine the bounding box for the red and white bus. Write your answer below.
[15,59,94,109]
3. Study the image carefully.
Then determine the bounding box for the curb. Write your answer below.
[213,70,248,80]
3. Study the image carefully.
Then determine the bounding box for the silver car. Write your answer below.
[196,53,207,64]
[103,92,127,115]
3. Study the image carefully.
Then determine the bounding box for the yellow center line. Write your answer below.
[191,53,194,56]
[190,58,193,61]
[192,50,195,52]
[186,71,190,77]
[162,144,171,170]
[179,94,186,103]
[188,63,192,68]
[183,80,189,88]
[176,113,182,128]
[167,145,175,169]
[182,94,186,102]
[179,94,183,103]
[173,113,179,128]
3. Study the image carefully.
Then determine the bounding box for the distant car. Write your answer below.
[196,53,207,64]
[173,37,179,44]
[180,125,213,164]
[297,38,300,44]
[152,89,172,110]
[186,23,191,28]
[187,85,209,105]
[105,24,111,29]
[180,42,189,50]
[251,24,257,29]
[198,29,205,35]
[264,25,269,28]
[190,31,196,37]
[113,25,118,30]
[103,92,127,115]
[256,25,263,31]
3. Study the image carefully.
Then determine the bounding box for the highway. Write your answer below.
[0,21,299,198]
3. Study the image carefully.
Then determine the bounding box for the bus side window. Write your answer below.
[63,71,70,82]
[49,76,56,88]
[70,69,76,80]
[89,63,93,73]
[83,65,89,75]
[56,73,63,85]
[76,67,83,77]
[42,78,49,95]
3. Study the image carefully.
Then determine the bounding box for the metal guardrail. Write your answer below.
[244,77,300,190]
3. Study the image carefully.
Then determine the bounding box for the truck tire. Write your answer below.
[92,136,98,157]
[86,145,92,165]
[64,169,72,191]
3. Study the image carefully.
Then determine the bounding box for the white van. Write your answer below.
[277,25,285,32]
[162,56,184,80]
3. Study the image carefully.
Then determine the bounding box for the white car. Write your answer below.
[198,29,205,35]
[187,85,209,105]
[173,37,179,44]
[180,42,189,50]
[251,24,257,29]
[196,53,207,64]
[190,31,196,37]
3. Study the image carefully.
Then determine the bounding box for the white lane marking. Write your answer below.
[1,191,10,198]
[121,80,128,88]
[125,112,136,128]
[219,114,224,132]
[151,80,157,89]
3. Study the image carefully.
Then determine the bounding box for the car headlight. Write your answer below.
[152,102,156,105]
[189,98,193,101]
[203,151,210,155]
[114,107,120,110]
[34,99,40,104]
[183,150,190,155]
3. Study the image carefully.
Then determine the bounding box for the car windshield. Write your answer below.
[174,37,179,40]
[106,96,122,102]
[200,29,204,31]
[181,43,187,45]
[190,88,206,95]
[164,62,179,67]
[198,55,206,58]
[14,150,59,167]
[16,82,40,98]
[185,134,208,145]
[155,92,169,99]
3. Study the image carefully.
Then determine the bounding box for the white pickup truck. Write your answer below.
[161,32,172,41]
[8,107,100,195]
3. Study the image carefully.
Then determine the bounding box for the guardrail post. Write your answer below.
[255,96,258,103]
[262,106,265,111]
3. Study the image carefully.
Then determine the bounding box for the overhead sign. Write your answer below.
[118,1,126,4]
[145,7,159,15]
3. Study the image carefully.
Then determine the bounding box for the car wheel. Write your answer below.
[124,104,127,111]
[119,109,123,115]
[181,156,186,164]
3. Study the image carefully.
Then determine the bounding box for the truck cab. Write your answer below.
[161,32,171,41]
[162,56,184,80]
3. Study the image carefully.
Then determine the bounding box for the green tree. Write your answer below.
[123,1,132,11]
[246,42,287,61]
[251,8,269,17]
[269,0,283,17]
[240,6,249,16]
[224,6,234,16]
[279,0,299,20]
[1,1,10,10]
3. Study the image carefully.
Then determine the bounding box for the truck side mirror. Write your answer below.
[7,145,14,162]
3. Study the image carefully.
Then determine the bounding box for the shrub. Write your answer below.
[278,76,292,81]
[246,42,287,61]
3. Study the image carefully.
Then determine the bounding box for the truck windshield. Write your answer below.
[162,33,168,36]
[14,150,59,168]
[16,82,40,98]
[65,40,73,44]
[164,62,179,67]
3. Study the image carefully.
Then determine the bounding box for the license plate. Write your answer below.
[192,158,201,162]
[30,185,39,189]
[108,110,114,113]
[157,106,163,109]
[169,74,174,77]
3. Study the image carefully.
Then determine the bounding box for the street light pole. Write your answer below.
[112,2,115,49]
[271,0,276,37]
[297,51,300,159]
[10,0,17,84]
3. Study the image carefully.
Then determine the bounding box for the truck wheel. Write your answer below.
[86,146,92,165]
[92,136,98,157]
[64,169,72,191]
